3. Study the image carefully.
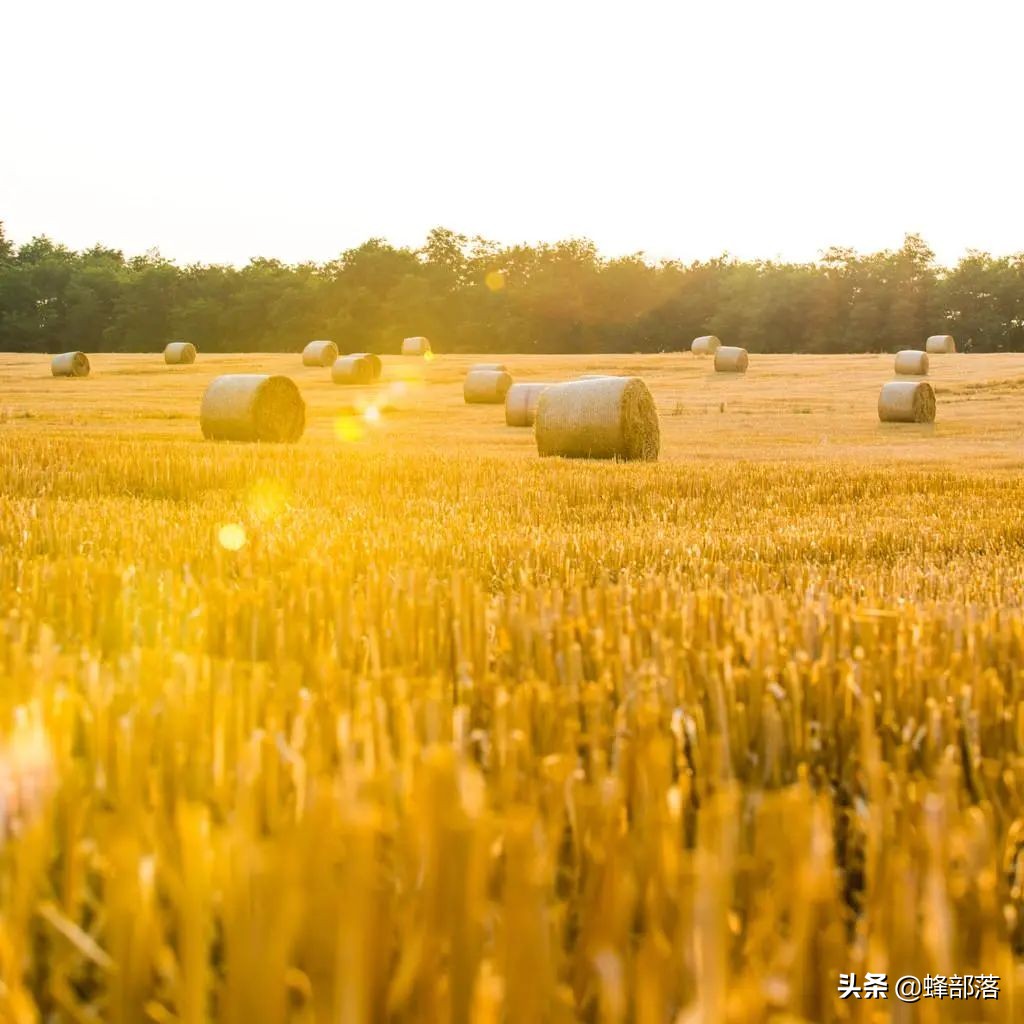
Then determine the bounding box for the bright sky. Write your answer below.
[3,0,1021,267]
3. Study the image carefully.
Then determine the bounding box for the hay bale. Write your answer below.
[505,382,551,427]
[470,362,508,372]
[925,335,956,354]
[691,335,721,355]
[535,376,660,461]
[348,352,382,380]
[200,374,305,442]
[878,380,936,423]
[894,350,928,375]
[51,352,90,377]
[714,346,748,373]
[402,336,432,356]
[164,341,197,365]
[464,369,513,404]
[332,355,375,385]
[302,340,339,367]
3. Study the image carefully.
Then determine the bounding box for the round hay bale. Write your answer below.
[925,335,956,354]
[505,382,550,427]
[348,352,382,380]
[470,362,508,372]
[51,352,90,377]
[332,354,375,385]
[464,369,513,404]
[402,336,431,356]
[200,374,305,442]
[878,380,936,423]
[164,341,197,365]
[714,346,748,373]
[535,376,660,461]
[302,340,339,367]
[691,335,721,355]
[894,350,928,375]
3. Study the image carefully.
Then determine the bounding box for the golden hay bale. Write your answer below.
[402,336,432,356]
[925,335,956,354]
[691,335,721,355]
[51,352,90,377]
[200,374,305,442]
[470,363,508,372]
[878,380,936,423]
[348,352,382,380]
[464,369,513,404]
[164,341,197,365]
[714,346,749,373]
[535,376,660,461]
[302,340,339,367]
[894,350,928,375]
[505,382,551,427]
[332,355,375,385]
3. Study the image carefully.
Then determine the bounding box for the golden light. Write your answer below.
[423,350,436,363]
[363,405,381,425]
[334,416,365,443]
[484,269,505,291]
[246,477,289,522]
[217,523,247,551]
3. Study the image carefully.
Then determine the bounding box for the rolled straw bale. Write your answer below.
[302,340,339,367]
[51,352,90,377]
[894,350,928,375]
[200,374,305,442]
[691,335,721,355]
[464,369,513,404]
[348,352,382,380]
[925,334,956,354]
[332,355,375,385]
[877,380,936,423]
[164,341,197,365]
[714,346,748,373]
[535,376,660,461]
[402,336,432,356]
[505,382,551,427]
[470,363,508,372]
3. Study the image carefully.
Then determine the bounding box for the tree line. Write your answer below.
[1,224,1022,354]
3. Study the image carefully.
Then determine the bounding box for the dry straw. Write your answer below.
[504,382,550,426]
[925,334,956,354]
[348,352,382,380]
[200,374,306,441]
[402,337,432,356]
[164,341,197,365]
[302,340,340,367]
[714,346,749,373]
[535,376,660,460]
[878,380,936,423]
[894,350,928,375]
[470,363,508,372]
[464,369,513,404]
[51,352,90,377]
[332,355,375,385]
[691,335,721,355]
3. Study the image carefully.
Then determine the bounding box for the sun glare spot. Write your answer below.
[423,350,435,362]
[218,523,247,551]
[363,405,381,424]
[334,417,365,442]
[485,270,505,291]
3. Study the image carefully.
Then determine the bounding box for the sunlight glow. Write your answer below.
[217,523,247,551]
[334,417,365,443]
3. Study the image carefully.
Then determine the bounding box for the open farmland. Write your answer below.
[1,351,1024,1021]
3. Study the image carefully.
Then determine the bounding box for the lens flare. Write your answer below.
[334,417,365,442]
[485,270,505,291]
[217,523,247,551]
[363,405,381,425]
[423,350,435,363]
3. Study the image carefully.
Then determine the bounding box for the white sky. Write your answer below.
[2,0,1020,267]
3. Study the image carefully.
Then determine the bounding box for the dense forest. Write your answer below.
[1,223,1022,354]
